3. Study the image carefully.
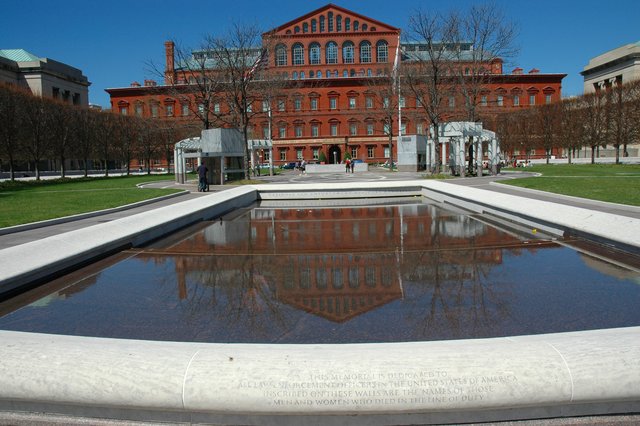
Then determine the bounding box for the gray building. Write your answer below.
[0,49,90,105]
[581,41,640,94]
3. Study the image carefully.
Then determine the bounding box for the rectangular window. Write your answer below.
[295,125,302,137]
[366,97,373,109]
[166,104,174,116]
[449,96,455,109]
[351,147,357,158]
[481,96,488,107]
[262,100,270,112]
[367,146,374,158]
[296,149,303,160]
[294,98,302,111]
[278,100,286,112]
[400,123,406,136]
[545,94,552,104]
[135,104,143,117]
[416,123,423,134]
[310,98,318,110]
[279,126,286,138]
[529,95,535,105]
[182,104,189,116]
[513,95,520,106]
[349,97,356,109]
[313,148,319,160]
[383,97,389,108]
[384,146,390,158]
[367,123,374,135]
[311,124,319,137]
[263,126,269,139]
[399,96,405,107]
[350,123,357,136]
[497,95,504,107]
[280,150,286,161]
[198,103,204,115]
[330,98,337,110]
[246,103,252,113]
[120,107,128,115]
[330,123,338,136]
[214,102,220,113]
[263,150,270,161]
[151,104,158,117]
[383,123,391,135]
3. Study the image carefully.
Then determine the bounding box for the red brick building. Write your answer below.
[106,4,566,168]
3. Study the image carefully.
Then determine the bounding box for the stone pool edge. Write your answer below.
[0,180,639,425]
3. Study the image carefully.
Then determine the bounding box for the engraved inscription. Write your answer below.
[238,371,519,408]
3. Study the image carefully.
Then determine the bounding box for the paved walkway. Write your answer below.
[1,169,639,251]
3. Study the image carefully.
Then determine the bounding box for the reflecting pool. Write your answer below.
[1,200,639,343]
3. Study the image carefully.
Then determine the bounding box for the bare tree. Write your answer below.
[452,3,518,173]
[404,9,458,174]
[21,95,52,180]
[74,108,100,177]
[605,79,640,163]
[49,102,77,178]
[579,90,608,164]
[0,85,26,180]
[205,24,268,179]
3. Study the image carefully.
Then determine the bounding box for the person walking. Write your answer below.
[345,158,350,173]
[196,161,208,192]
[350,159,355,173]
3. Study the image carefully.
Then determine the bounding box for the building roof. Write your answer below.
[0,49,40,62]
[582,40,640,75]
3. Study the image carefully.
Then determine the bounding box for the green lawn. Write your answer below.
[0,175,181,228]
[500,164,640,206]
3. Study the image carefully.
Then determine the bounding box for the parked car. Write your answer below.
[280,162,297,169]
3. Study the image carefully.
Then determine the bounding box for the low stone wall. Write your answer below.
[1,180,639,424]
[305,163,368,173]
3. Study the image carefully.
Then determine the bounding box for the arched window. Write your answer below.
[336,15,342,31]
[326,41,338,64]
[362,24,368,31]
[294,26,300,34]
[319,15,325,32]
[343,69,348,77]
[309,42,321,65]
[303,22,308,33]
[275,44,287,66]
[360,41,371,63]
[311,19,317,33]
[326,70,331,78]
[309,70,315,78]
[342,41,355,64]
[376,40,388,63]
[328,12,334,32]
[345,18,351,31]
[354,20,359,31]
[300,71,305,79]
[350,69,356,77]
[292,71,298,80]
[292,43,304,65]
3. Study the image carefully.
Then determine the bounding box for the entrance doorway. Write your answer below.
[327,145,342,164]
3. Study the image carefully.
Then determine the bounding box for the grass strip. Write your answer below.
[500,164,640,206]
[0,175,181,228]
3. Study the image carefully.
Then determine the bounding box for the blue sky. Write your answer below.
[2,0,638,108]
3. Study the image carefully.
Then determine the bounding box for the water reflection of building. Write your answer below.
[142,204,523,322]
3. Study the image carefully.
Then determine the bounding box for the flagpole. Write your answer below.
[395,35,401,168]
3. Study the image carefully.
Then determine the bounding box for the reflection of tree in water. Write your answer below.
[400,212,517,340]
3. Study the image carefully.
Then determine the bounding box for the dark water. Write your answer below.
[1,201,639,343]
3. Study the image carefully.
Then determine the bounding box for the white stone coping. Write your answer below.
[0,327,639,424]
[1,180,640,423]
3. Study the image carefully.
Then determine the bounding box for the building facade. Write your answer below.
[0,49,90,106]
[106,4,565,168]
[581,41,640,94]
